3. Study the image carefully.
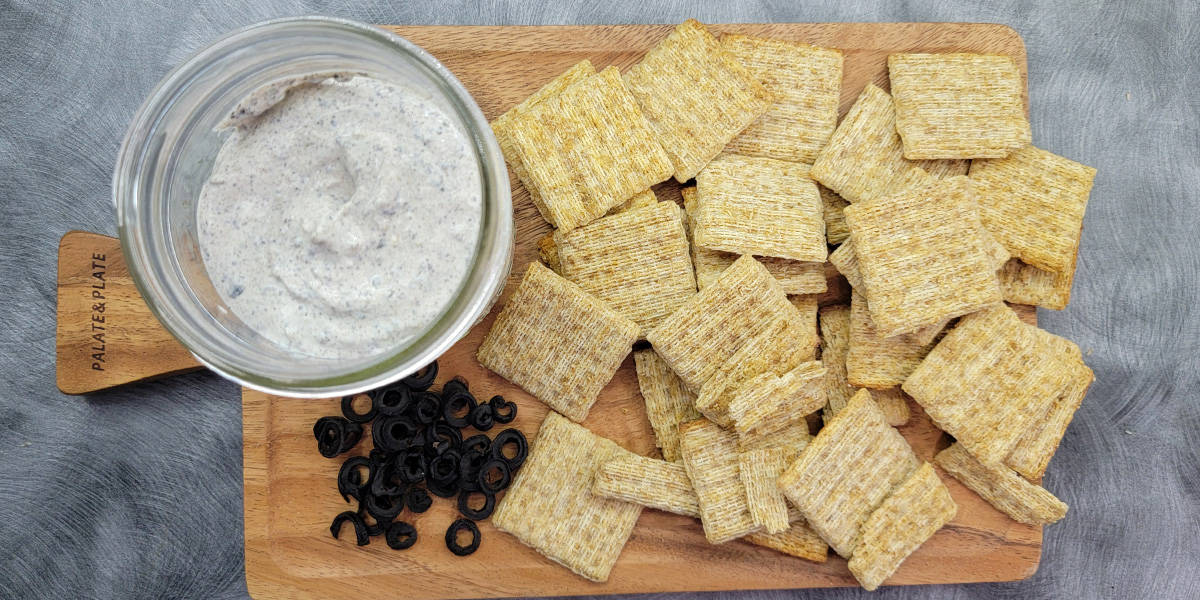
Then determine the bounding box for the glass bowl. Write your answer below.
[114,16,512,398]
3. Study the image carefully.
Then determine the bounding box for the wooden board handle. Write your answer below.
[55,231,203,394]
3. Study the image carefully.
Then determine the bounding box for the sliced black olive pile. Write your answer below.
[313,360,526,556]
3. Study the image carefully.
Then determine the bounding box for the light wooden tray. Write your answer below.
[53,21,1038,599]
[242,22,1038,599]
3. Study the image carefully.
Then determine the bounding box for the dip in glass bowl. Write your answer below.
[114,17,512,397]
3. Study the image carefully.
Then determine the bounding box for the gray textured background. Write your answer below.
[1,0,1198,598]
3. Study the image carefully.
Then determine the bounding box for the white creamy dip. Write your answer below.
[197,73,482,359]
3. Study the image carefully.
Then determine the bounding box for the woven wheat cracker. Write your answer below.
[832,242,967,349]
[492,60,597,222]
[721,34,842,164]
[492,412,643,582]
[846,291,939,389]
[646,255,799,393]
[870,388,912,427]
[902,305,1088,465]
[892,168,1014,271]
[810,84,969,204]
[693,154,826,262]
[738,419,812,455]
[633,349,701,462]
[936,443,1068,525]
[593,454,700,518]
[818,304,856,421]
[779,389,921,557]
[828,242,863,290]
[694,315,811,427]
[745,521,829,563]
[836,241,954,322]
[684,186,826,294]
[830,193,990,346]
[679,419,760,543]
[536,231,562,274]
[847,462,957,591]
[555,201,697,334]
[792,296,820,364]
[821,185,852,245]
[821,304,912,427]
[999,258,1075,310]
[765,260,827,295]
[843,175,1002,337]
[828,165,1004,300]
[889,53,1030,159]
[1004,333,1094,479]
[738,448,792,534]
[970,144,1096,273]
[623,19,773,181]
[508,66,672,230]
[818,259,853,307]
[477,262,639,422]
[788,294,822,359]
[730,361,826,441]
[608,188,658,216]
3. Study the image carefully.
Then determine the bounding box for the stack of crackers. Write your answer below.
[478,19,1095,591]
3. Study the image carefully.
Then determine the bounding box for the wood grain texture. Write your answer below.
[55,231,201,394]
[243,23,1035,599]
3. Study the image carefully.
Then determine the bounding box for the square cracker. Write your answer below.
[739,448,792,534]
[936,443,1068,525]
[829,171,1003,346]
[846,291,939,389]
[745,521,829,563]
[492,412,643,582]
[623,19,773,181]
[843,175,1002,337]
[492,60,597,222]
[721,34,843,164]
[788,294,822,359]
[608,188,658,216]
[647,254,799,393]
[821,185,852,245]
[868,388,912,428]
[778,389,920,558]
[970,144,1096,273]
[738,419,812,455]
[536,231,562,274]
[1004,333,1094,479]
[633,348,702,462]
[694,315,813,427]
[682,187,827,295]
[729,361,827,441]
[693,154,827,262]
[810,83,968,204]
[555,201,697,334]
[679,419,760,543]
[477,262,639,422]
[847,462,957,591]
[537,190,660,275]
[818,305,856,420]
[889,53,1031,159]
[999,258,1075,310]
[818,305,912,427]
[593,453,700,518]
[508,66,672,230]
[902,305,1090,465]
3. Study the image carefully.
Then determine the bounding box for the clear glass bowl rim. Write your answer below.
[113,16,512,398]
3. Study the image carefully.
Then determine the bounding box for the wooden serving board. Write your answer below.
[243,22,1038,599]
[56,231,203,394]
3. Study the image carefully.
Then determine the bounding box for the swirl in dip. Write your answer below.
[197,73,482,359]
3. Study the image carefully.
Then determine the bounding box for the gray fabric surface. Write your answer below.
[1,0,1197,598]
